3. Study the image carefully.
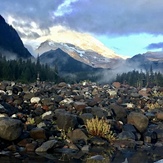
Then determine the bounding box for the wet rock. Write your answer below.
[18,138,32,147]
[25,142,38,152]
[127,112,149,133]
[35,139,58,152]
[87,155,105,160]
[30,127,47,140]
[0,117,23,141]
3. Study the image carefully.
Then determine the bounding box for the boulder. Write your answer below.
[110,104,127,122]
[79,113,94,124]
[73,101,87,111]
[118,131,136,140]
[0,117,23,141]
[138,88,149,97]
[30,127,47,140]
[112,82,121,89]
[67,129,88,144]
[35,139,58,152]
[127,112,149,133]
[90,107,107,118]
[156,112,163,121]
[56,113,78,131]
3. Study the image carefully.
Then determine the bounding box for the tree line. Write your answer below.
[115,68,163,87]
[0,54,59,83]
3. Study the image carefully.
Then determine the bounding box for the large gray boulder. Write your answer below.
[110,103,127,122]
[0,117,23,141]
[56,112,78,131]
[127,112,149,133]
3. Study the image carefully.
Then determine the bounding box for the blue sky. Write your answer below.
[1,0,163,57]
[96,34,163,57]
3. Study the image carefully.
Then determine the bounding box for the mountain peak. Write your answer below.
[36,40,123,69]
[0,15,33,59]
[0,15,5,23]
[36,26,122,59]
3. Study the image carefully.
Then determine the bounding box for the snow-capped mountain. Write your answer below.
[33,25,123,69]
[36,40,123,69]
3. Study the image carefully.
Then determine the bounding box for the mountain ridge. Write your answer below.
[0,15,33,59]
[39,48,104,73]
[36,40,123,69]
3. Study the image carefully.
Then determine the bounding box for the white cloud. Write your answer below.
[54,0,78,16]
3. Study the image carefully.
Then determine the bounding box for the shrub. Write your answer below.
[147,102,161,109]
[85,116,115,142]
[151,91,163,97]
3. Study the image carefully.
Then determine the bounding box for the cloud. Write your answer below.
[146,42,163,50]
[17,31,40,39]
[0,0,64,29]
[54,0,163,35]
[1,0,163,37]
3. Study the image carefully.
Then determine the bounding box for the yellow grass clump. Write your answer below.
[86,116,115,142]
[147,102,161,110]
[151,91,163,97]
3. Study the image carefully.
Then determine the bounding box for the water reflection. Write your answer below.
[0,147,163,163]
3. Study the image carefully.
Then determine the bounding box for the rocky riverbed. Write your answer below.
[0,80,163,163]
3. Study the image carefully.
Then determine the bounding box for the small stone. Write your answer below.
[41,111,53,120]
[26,143,37,152]
[88,155,105,160]
[144,135,151,143]
[112,82,121,89]
[30,97,41,104]
[81,145,90,153]
[30,127,47,140]
[73,102,87,111]
[156,112,163,121]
